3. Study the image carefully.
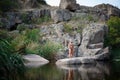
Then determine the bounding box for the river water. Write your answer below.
[2,61,120,80]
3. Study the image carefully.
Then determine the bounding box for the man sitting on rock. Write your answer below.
[68,39,74,57]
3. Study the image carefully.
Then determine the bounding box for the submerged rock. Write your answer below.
[22,54,49,67]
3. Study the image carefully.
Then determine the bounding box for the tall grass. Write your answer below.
[0,39,25,80]
[39,41,62,60]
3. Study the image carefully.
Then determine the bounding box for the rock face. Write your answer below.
[40,23,82,59]
[59,0,80,11]
[56,23,110,65]
[51,9,71,23]
[18,0,47,9]
[23,54,49,67]
[0,9,51,30]
[94,4,120,18]
[80,23,108,56]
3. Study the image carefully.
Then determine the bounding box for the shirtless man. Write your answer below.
[68,40,74,57]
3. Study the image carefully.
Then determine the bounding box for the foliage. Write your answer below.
[106,16,120,47]
[30,15,51,24]
[87,14,94,21]
[0,39,25,80]
[25,42,40,54]
[39,41,62,60]
[63,23,73,33]
[0,0,18,12]
[24,29,41,42]
[17,23,28,32]
[12,29,41,53]
[111,48,120,61]
[0,29,12,41]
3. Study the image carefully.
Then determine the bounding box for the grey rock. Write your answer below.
[59,0,80,11]
[94,4,120,18]
[88,43,103,49]
[51,9,71,23]
[95,47,110,60]
[23,54,49,67]
[56,57,96,65]
[80,23,108,56]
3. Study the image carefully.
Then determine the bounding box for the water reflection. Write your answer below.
[57,62,110,80]
[67,69,74,80]
[2,61,120,80]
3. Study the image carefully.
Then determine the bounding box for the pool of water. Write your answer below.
[2,61,120,80]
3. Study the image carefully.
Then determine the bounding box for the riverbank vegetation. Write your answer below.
[105,16,120,60]
[0,39,25,80]
[0,27,62,79]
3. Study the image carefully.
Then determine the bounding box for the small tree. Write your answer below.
[106,16,120,47]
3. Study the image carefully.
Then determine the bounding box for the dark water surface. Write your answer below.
[2,61,120,80]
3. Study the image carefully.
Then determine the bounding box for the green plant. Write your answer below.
[25,41,40,54]
[87,14,94,21]
[106,16,120,47]
[17,23,28,32]
[39,41,62,60]
[0,39,25,80]
[64,23,73,33]
[32,15,51,24]
[21,13,32,24]
[11,34,26,53]
[24,29,41,42]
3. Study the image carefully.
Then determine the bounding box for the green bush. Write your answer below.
[11,29,41,53]
[24,29,41,42]
[17,23,28,32]
[39,41,62,60]
[0,39,25,80]
[25,41,40,54]
[106,16,120,47]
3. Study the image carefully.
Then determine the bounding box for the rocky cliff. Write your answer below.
[1,0,120,64]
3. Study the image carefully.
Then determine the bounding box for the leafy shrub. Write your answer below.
[11,34,26,53]
[0,39,25,80]
[17,23,28,32]
[39,41,62,60]
[106,16,120,47]
[25,42,40,54]
[12,29,41,53]
[24,29,41,42]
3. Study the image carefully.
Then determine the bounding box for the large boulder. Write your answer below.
[51,9,71,23]
[80,23,108,57]
[56,57,96,65]
[59,0,80,11]
[23,54,49,67]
